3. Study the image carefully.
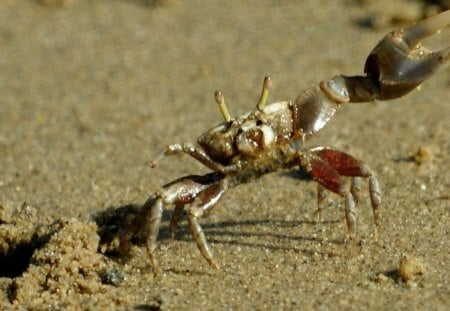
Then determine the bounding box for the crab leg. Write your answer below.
[316,176,362,222]
[350,176,362,206]
[143,195,163,270]
[121,172,224,272]
[304,147,381,237]
[149,142,241,174]
[304,155,358,236]
[187,179,228,269]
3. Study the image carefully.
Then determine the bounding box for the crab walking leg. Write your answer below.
[143,195,164,270]
[369,176,382,237]
[311,147,382,234]
[350,177,362,205]
[316,184,327,221]
[119,194,164,271]
[149,142,241,174]
[304,155,358,235]
[119,194,159,256]
[316,176,363,222]
[188,180,228,269]
[121,173,225,271]
[344,192,357,236]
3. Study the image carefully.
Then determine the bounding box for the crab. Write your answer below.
[121,11,449,271]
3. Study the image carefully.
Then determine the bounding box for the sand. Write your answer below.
[0,1,449,310]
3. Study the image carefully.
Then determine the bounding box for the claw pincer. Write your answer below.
[364,9,450,99]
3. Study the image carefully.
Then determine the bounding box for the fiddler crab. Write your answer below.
[122,11,449,271]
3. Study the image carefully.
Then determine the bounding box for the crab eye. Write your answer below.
[260,125,275,146]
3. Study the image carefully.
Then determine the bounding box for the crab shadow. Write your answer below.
[167,217,343,255]
[117,0,171,9]
[93,202,343,260]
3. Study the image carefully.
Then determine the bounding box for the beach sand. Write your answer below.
[0,1,449,309]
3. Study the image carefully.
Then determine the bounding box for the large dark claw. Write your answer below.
[364,10,450,100]
[295,11,449,135]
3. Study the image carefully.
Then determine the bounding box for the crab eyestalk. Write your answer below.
[214,90,231,122]
[257,76,272,111]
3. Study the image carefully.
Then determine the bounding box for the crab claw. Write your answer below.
[364,10,450,100]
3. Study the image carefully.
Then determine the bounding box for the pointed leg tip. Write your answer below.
[347,232,356,241]
[208,258,220,270]
[148,252,160,272]
[315,209,323,223]
[374,225,381,242]
[151,268,161,277]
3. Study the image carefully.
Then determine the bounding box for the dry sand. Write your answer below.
[0,1,449,310]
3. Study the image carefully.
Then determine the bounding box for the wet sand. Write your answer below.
[0,1,449,310]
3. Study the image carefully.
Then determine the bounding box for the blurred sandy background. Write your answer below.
[0,0,449,310]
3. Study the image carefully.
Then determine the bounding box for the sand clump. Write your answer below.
[399,254,425,282]
[0,203,129,309]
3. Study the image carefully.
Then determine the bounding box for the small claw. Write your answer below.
[365,10,450,100]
